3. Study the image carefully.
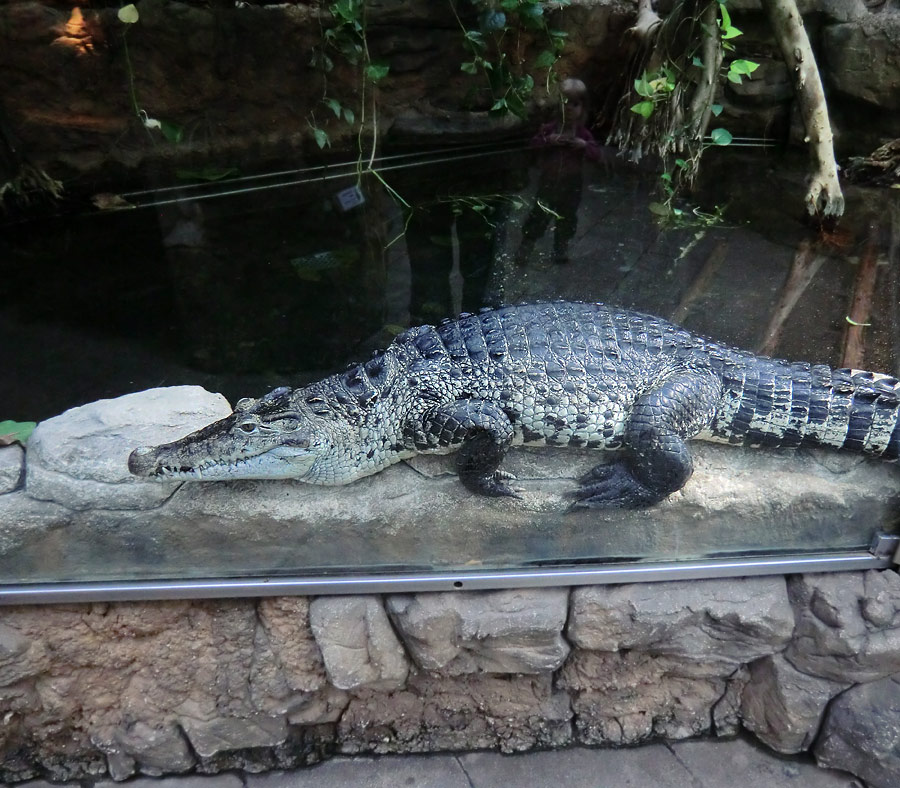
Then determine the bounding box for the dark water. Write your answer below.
[2,143,898,423]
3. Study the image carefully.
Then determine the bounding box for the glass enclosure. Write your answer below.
[3,144,898,597]
[2,0,899,598]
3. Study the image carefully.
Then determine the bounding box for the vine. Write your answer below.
[612,0,760,221]
[307,1,407,205]
[453,0,569,118]
[117,3,183,143]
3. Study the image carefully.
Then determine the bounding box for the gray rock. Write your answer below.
[386,589,570,675]
[180,714,288,759]
[109,721,196,776]
[0,490,71,557]
[96,776,244,788]
[815,674,900,788]
[740,654,848,754]
[823,18,900,110]
[0,621,42,686]
[25,386,231,511]
[0,444,24,493]
[559,650,740,746]
[309,596,409,690]
[786,571,900,682]
[568,576,794,663]
[286,686,350,725]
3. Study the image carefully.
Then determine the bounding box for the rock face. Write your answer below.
[309,596,409,690]
[24,386,230,511]
[568,577,795,662]
[0,0,897,183]
[815,674,900,788]
[386,589,570,675]
[785,571,900,683]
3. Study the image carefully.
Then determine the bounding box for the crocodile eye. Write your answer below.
[238,421,258,434]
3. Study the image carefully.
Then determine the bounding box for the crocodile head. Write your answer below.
[128,386,333,482]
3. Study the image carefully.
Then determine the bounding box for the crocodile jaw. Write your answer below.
[128,443,317,481]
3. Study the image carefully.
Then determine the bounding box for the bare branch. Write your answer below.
[760,0,844,218]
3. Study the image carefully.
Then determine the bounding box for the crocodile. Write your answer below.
[128,301,900,509]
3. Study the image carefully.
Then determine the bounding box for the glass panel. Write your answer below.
[2,146,898,587]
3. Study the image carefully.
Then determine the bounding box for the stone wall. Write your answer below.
[1,0,898,188]
[2,573,900,787]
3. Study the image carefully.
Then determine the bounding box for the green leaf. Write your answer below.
[709,127,733,146]
[722,26,743,40]
[464,30,486,50]
[710,103,723,117]
[117,4,139,24]
[648,201,671,217]
[727,71,742,84]
[313,127,330,149]
[342,106,355,124]
[630,101,654,119]
[730,59,759,75]
[534,49,557,69]
[674,158,687,168]
[660,172,672,182]
[365,63,390,83]
[692,56,704,68]
[324,98,342,118]
[634,74,653,98]
[460,61,478,75]
[718,3,732,29]
[159,120,183,144]
[490,97,508,114]
[506,91,527,119]
[0,420,36,446]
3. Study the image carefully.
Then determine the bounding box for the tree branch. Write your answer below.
[760,0,844,218]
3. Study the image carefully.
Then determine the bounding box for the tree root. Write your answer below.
[760,0,844,219]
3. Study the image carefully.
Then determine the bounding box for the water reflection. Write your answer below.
[1,145,898,424]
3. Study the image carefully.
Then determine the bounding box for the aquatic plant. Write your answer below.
[0,421,36,447]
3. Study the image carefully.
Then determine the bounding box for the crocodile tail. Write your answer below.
[710,356,900,459]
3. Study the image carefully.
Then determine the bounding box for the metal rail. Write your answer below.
[1,546,894,605]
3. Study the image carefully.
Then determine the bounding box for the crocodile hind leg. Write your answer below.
[572,370,721,509]
[407,399,518,497]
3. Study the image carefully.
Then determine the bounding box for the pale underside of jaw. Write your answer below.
[149,449,315,481]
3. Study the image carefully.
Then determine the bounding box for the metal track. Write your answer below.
[2,545,895,605]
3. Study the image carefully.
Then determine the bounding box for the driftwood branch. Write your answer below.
[760,0,844,218]
[687,1,723,143]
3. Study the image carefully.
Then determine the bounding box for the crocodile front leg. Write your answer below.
[572,369,721,509]
[406,400,517,497]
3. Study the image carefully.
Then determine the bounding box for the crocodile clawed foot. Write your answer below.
[469,470,521,498]
[568,461,661,510]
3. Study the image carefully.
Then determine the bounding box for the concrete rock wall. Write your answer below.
[2,574,900,786]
